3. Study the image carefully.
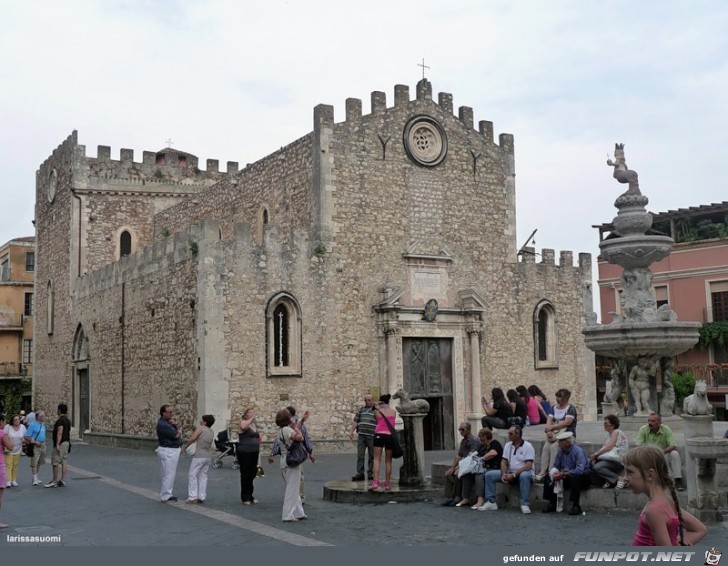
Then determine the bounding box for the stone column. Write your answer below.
[384,325,399,395]
[399,413,427,486]
[467,326,482,416]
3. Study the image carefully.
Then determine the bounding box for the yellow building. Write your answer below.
[0,236,34,415]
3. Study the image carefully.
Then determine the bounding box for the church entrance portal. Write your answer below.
[402,338,454,451]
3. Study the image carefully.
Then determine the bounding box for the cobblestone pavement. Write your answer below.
[1,443,726,546]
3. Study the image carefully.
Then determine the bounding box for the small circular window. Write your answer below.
[403,115,448,167]
[48,169,58,203]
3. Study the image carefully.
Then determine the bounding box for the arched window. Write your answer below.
[72,324,90,362]
[256,205,270,244]
[533,300,558,369]
[266,292,302,377]
[47,280,54,335]
[120,231,132,257]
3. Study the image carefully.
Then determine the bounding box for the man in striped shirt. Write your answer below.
[542,431,591,516]
[348,395,376,481]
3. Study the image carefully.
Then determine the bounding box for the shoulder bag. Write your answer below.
[375,408,403,459]
[281,430,308,468]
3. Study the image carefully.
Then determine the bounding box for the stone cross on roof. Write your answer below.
[417,58,430,80]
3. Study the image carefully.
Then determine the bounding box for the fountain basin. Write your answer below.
[582,321,701,359]
[599,235,673,269]
[685,438,728,460]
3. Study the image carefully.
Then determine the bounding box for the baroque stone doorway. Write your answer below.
[402,338,454,450]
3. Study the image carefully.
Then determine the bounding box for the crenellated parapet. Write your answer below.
[518,247,590,271]
[315,79,514,153]
[80,143,238,185]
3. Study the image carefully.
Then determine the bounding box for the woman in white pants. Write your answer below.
[182,414,215,504]
[276,408,309,522]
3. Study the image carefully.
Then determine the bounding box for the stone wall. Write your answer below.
[32,81,596,446]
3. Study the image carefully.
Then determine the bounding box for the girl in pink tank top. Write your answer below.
[624,445,707,546]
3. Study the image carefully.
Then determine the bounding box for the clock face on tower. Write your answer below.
[47,168,58,203]
[403,115,448,167]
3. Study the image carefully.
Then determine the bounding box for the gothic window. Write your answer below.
[47,280,54,335]
[72,324,90,362]
[256,205,270,244]
[534,300,558,369]
[120,231,132,257]
[266,292,302,377]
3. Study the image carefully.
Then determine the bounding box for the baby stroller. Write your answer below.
[211,428,239,469]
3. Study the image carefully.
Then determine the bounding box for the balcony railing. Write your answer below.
[677,363,728,387]
[0,362,19,376]
[0,314,23,331]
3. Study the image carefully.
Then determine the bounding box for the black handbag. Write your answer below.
[281,431,308,467]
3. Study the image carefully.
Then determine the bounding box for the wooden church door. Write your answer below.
[402,338,455,450]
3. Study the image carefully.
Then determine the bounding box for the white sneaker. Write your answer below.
[521,505,532,514]
[5,482,11,488]
[11,481,18,487]
[479,501,498,511]
[32,479,42,486]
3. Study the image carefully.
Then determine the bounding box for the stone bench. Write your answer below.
[430,460,698,512]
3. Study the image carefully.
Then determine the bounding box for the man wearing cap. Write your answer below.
[441,422,482,506]
[542,431,591,515]
[636,412,684,491]
[480,424,535,514]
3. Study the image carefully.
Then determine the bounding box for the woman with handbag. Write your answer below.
[591,414,629,488]
[181,414,215,504]
[369,394,397,492]
[276,407,309,522]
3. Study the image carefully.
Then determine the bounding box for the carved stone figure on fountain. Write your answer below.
[607,143,641,197]
[620,268,658,323]
[659,357,676,416]
[393,389,430,415]
[683,380,713,416]
[629,357,656,416]
[604,365,623,406]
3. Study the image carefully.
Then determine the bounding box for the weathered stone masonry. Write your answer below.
[33,80,595,448]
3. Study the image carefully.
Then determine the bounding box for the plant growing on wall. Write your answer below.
[698,321,728,349]
[0,383,23,418]
[188,238,198,257]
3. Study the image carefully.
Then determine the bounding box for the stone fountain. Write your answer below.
[583,144,701,420]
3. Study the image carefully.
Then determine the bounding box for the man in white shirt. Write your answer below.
[480,425,535,514]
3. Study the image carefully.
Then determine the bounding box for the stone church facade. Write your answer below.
[33,79,596,449]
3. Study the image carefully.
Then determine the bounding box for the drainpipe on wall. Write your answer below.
[120,281,126,434]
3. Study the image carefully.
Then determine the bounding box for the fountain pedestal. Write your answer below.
[399,413,426,486]
[684,436,728,522]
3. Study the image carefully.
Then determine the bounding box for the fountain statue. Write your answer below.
[583,144,701,417]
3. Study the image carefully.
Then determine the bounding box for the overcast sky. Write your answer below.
[2,0,727,305]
